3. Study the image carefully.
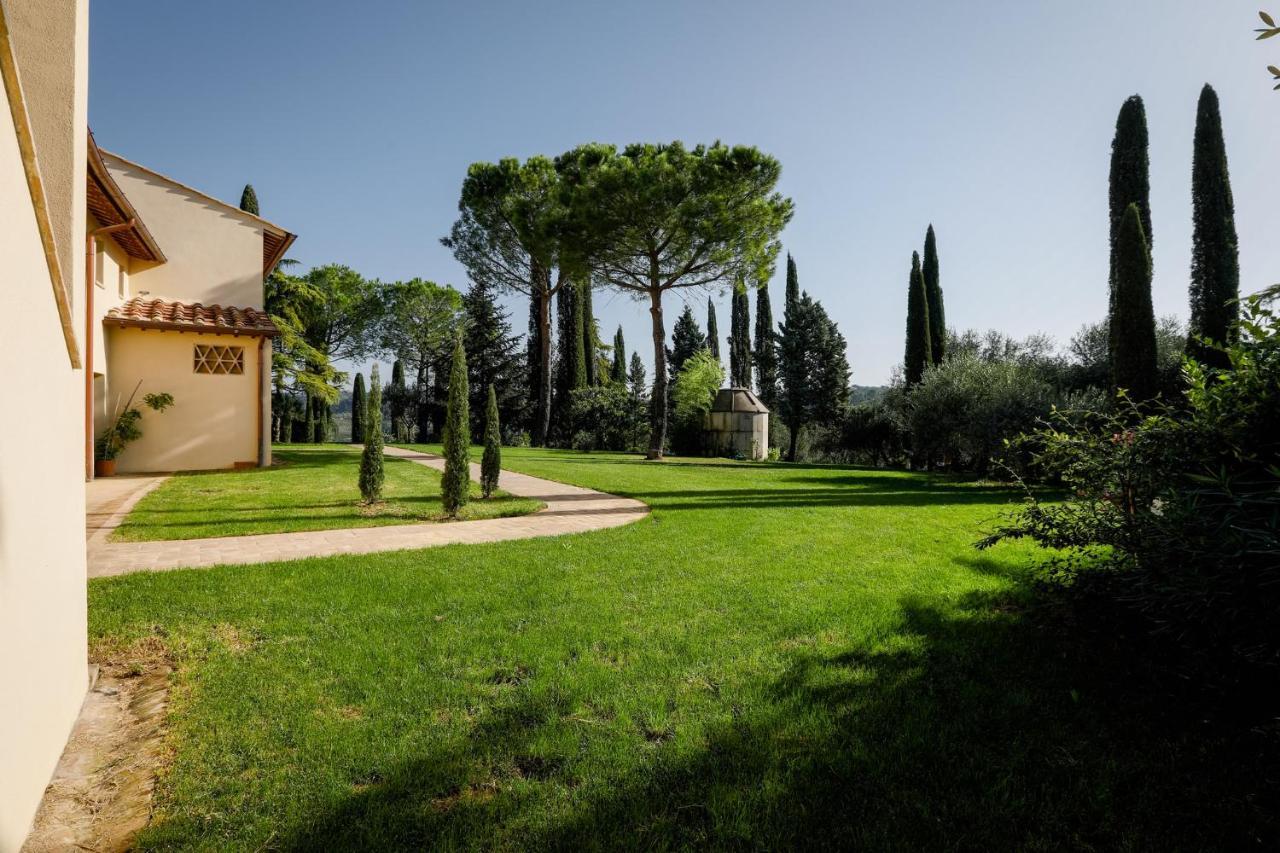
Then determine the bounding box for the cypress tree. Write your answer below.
[610,326,627,384]
[463,279,523,437]
[669,305,704,377]
[441,335,471,516]
[904,251,933,387]
[628,352,647,403]
[581,278,598,386]
[1187,83,1240,368]
[706,297,721,362]
[358,364,384,502]
[1110,203,1158,401]
[526,295,544,441]
[390,360,408,441]
[784,254,800,313]
[350,373,366,444]
[1109,95,1152,363]
[728,285,752,387]
[481,384,501,498]
[753,281,778,408]
[239,184,259,215]
[922,225,945,365]
[779,291,850,461]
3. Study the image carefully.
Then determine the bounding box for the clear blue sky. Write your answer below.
[88,0,1279,384]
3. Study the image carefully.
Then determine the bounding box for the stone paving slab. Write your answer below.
[86,446,648,578]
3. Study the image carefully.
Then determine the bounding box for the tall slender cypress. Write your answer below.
[754,281,778,408]
[610,326,627,384]
[527,296,543,438]
[441,335,471,516]
[1188,83,1240,368]
[904,251,932,387]
[481,384,501,499]
[581,277,598,385]
[1109,95,1153,365]
[706,297,721,362]
[728,285,752,387]
[784,254,800,314]
[390,360,408,442]
[922,225,945,365]
[1110,203,1158,401]
[239,184,259,215]
[358,364,384,502]
[350,373,366,444]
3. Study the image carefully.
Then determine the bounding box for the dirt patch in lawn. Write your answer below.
[22,637,173,853]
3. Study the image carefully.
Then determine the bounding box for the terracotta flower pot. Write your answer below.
[94,459,117,478]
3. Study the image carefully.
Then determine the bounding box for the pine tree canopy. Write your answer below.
[922,225,945,366]
[904,251,933,387]
[1188,83,1240,368]
[1110,203,1159,401]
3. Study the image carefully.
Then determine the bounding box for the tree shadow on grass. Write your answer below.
[276,582,1277,851]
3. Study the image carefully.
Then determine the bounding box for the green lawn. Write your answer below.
[88,448,1270,850]
[111,444,542,541]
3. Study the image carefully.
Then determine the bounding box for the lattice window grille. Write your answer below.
[193,344,245,375]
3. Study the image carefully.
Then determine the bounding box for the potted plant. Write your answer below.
[94,382,174,476]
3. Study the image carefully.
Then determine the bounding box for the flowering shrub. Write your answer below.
[980,295,1280,669]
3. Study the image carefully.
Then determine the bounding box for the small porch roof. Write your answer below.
[104,296,278,337]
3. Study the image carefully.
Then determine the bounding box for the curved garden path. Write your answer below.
[86,446,648,578]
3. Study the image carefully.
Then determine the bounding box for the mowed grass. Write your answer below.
[88,448,1272,850]
[110,444,541,541]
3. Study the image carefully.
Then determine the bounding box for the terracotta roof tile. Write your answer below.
[105,297,278,337]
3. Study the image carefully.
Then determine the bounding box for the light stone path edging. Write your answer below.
[86,446,649,578]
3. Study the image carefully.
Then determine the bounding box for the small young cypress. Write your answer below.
[610,326,627,384]
[239,183,259,215]
[922,225,945,365]
[441,335,471,516]
[728,286,752,387]
[1187,83,1240,368]
[481,384,501,499]
[1110,203,1159,401]
[904,251,933,387]
[358,364,385,502]
[706,297,721,362]
[351,373,366,444]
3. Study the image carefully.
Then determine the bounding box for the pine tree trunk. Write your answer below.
[647,287,667,460]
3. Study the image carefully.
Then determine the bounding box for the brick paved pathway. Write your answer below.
[86,446,648,578]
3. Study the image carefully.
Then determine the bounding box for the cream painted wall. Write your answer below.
[0,1,88,848]
[101,152,266,310]
[5,0,87,307]
[105,328,266,472]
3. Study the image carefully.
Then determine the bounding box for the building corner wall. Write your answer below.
[0,0,90,849]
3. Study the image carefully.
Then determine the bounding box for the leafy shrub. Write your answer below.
[670,349,724,455]
[568,384,647,452]
[982,296,1280,671]
[832,399,908,467]
[95,386,175,461]
[906,355,1058,475]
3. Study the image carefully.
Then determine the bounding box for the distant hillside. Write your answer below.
[848,385,889,405]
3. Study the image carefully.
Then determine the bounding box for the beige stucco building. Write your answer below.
[87,139,294,475]
[0,0,90,848]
